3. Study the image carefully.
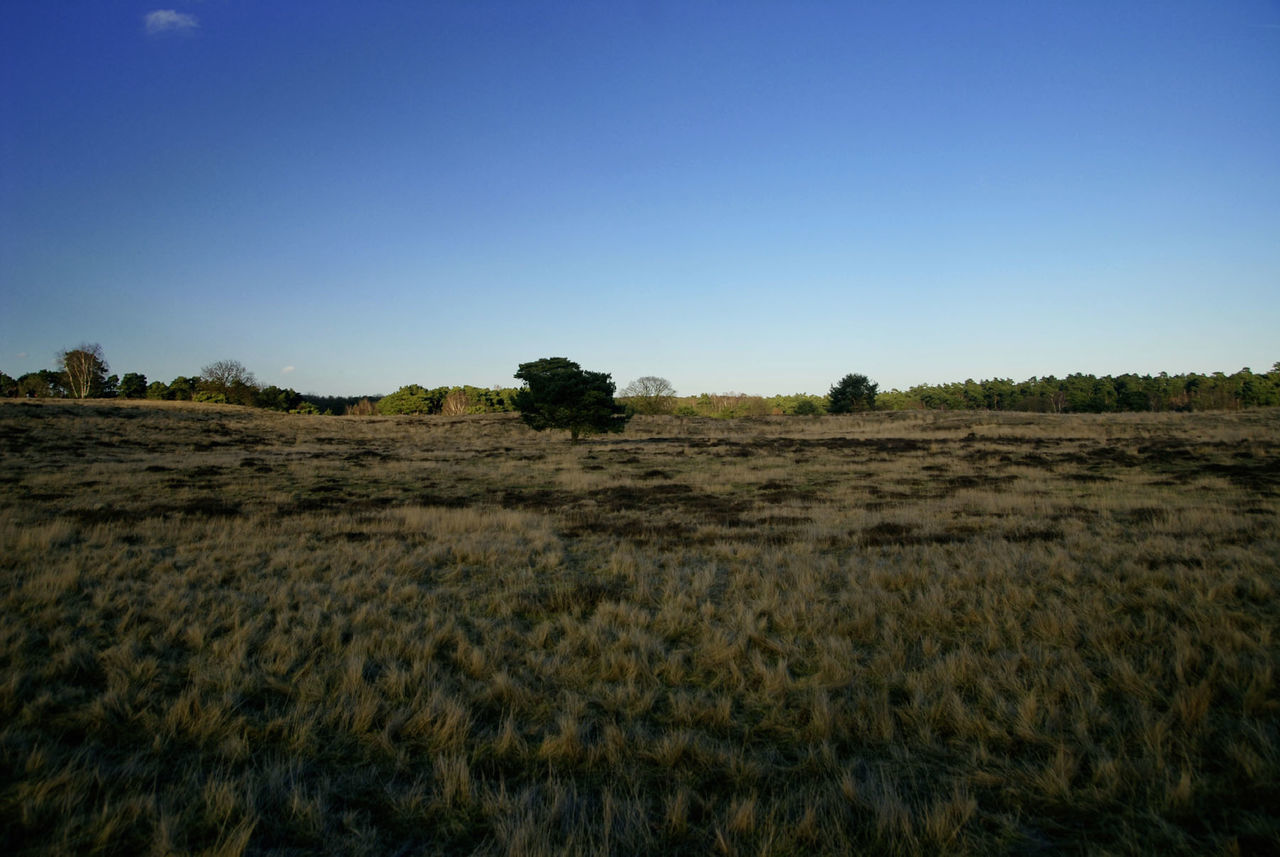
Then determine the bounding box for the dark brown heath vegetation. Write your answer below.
[1,399,1277,855]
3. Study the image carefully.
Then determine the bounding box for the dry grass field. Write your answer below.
[1,400,1277,856]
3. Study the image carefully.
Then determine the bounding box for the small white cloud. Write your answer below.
[145,10,199,36]
[282,366,296,374]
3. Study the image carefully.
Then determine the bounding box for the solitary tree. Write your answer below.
[58,343,109,399]
[514,357,631,442]
[619,376,677,414]
[828,373,879,413]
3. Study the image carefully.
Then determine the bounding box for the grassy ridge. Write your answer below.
[1,401,1277,855]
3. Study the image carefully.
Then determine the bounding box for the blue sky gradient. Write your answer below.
[3,2,1277,396]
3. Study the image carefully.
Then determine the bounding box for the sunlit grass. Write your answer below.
[1,400,1277,854]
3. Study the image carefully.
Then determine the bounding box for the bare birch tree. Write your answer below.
[441,388,471,416]
[619,376,677,414]
[198,359,259,404]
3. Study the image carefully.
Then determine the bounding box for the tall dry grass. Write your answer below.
[1,400,1277,855]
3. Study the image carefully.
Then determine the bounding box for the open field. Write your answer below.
[1,400,1277,855]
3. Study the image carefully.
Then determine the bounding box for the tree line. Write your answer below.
[4,343,1277,417]
[1,346,326,413]
[874,366,1280,413]
[637,367,1280,416]
[0,344,522,417]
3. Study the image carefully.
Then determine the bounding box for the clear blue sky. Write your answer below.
[3,2,1277,397]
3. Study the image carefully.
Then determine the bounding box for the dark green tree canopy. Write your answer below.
[255,385,304,412]
[166,376,198,401]
[17,370,66,398]
[118,372,147,399]
[513,357,631,441]
[828,373,879,413]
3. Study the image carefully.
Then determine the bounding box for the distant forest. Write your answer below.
[4,347,1278,417]
[662,364,1280,417]
[876,366,1280,414]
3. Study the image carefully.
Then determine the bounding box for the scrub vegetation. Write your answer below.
[1,400,1277,855]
